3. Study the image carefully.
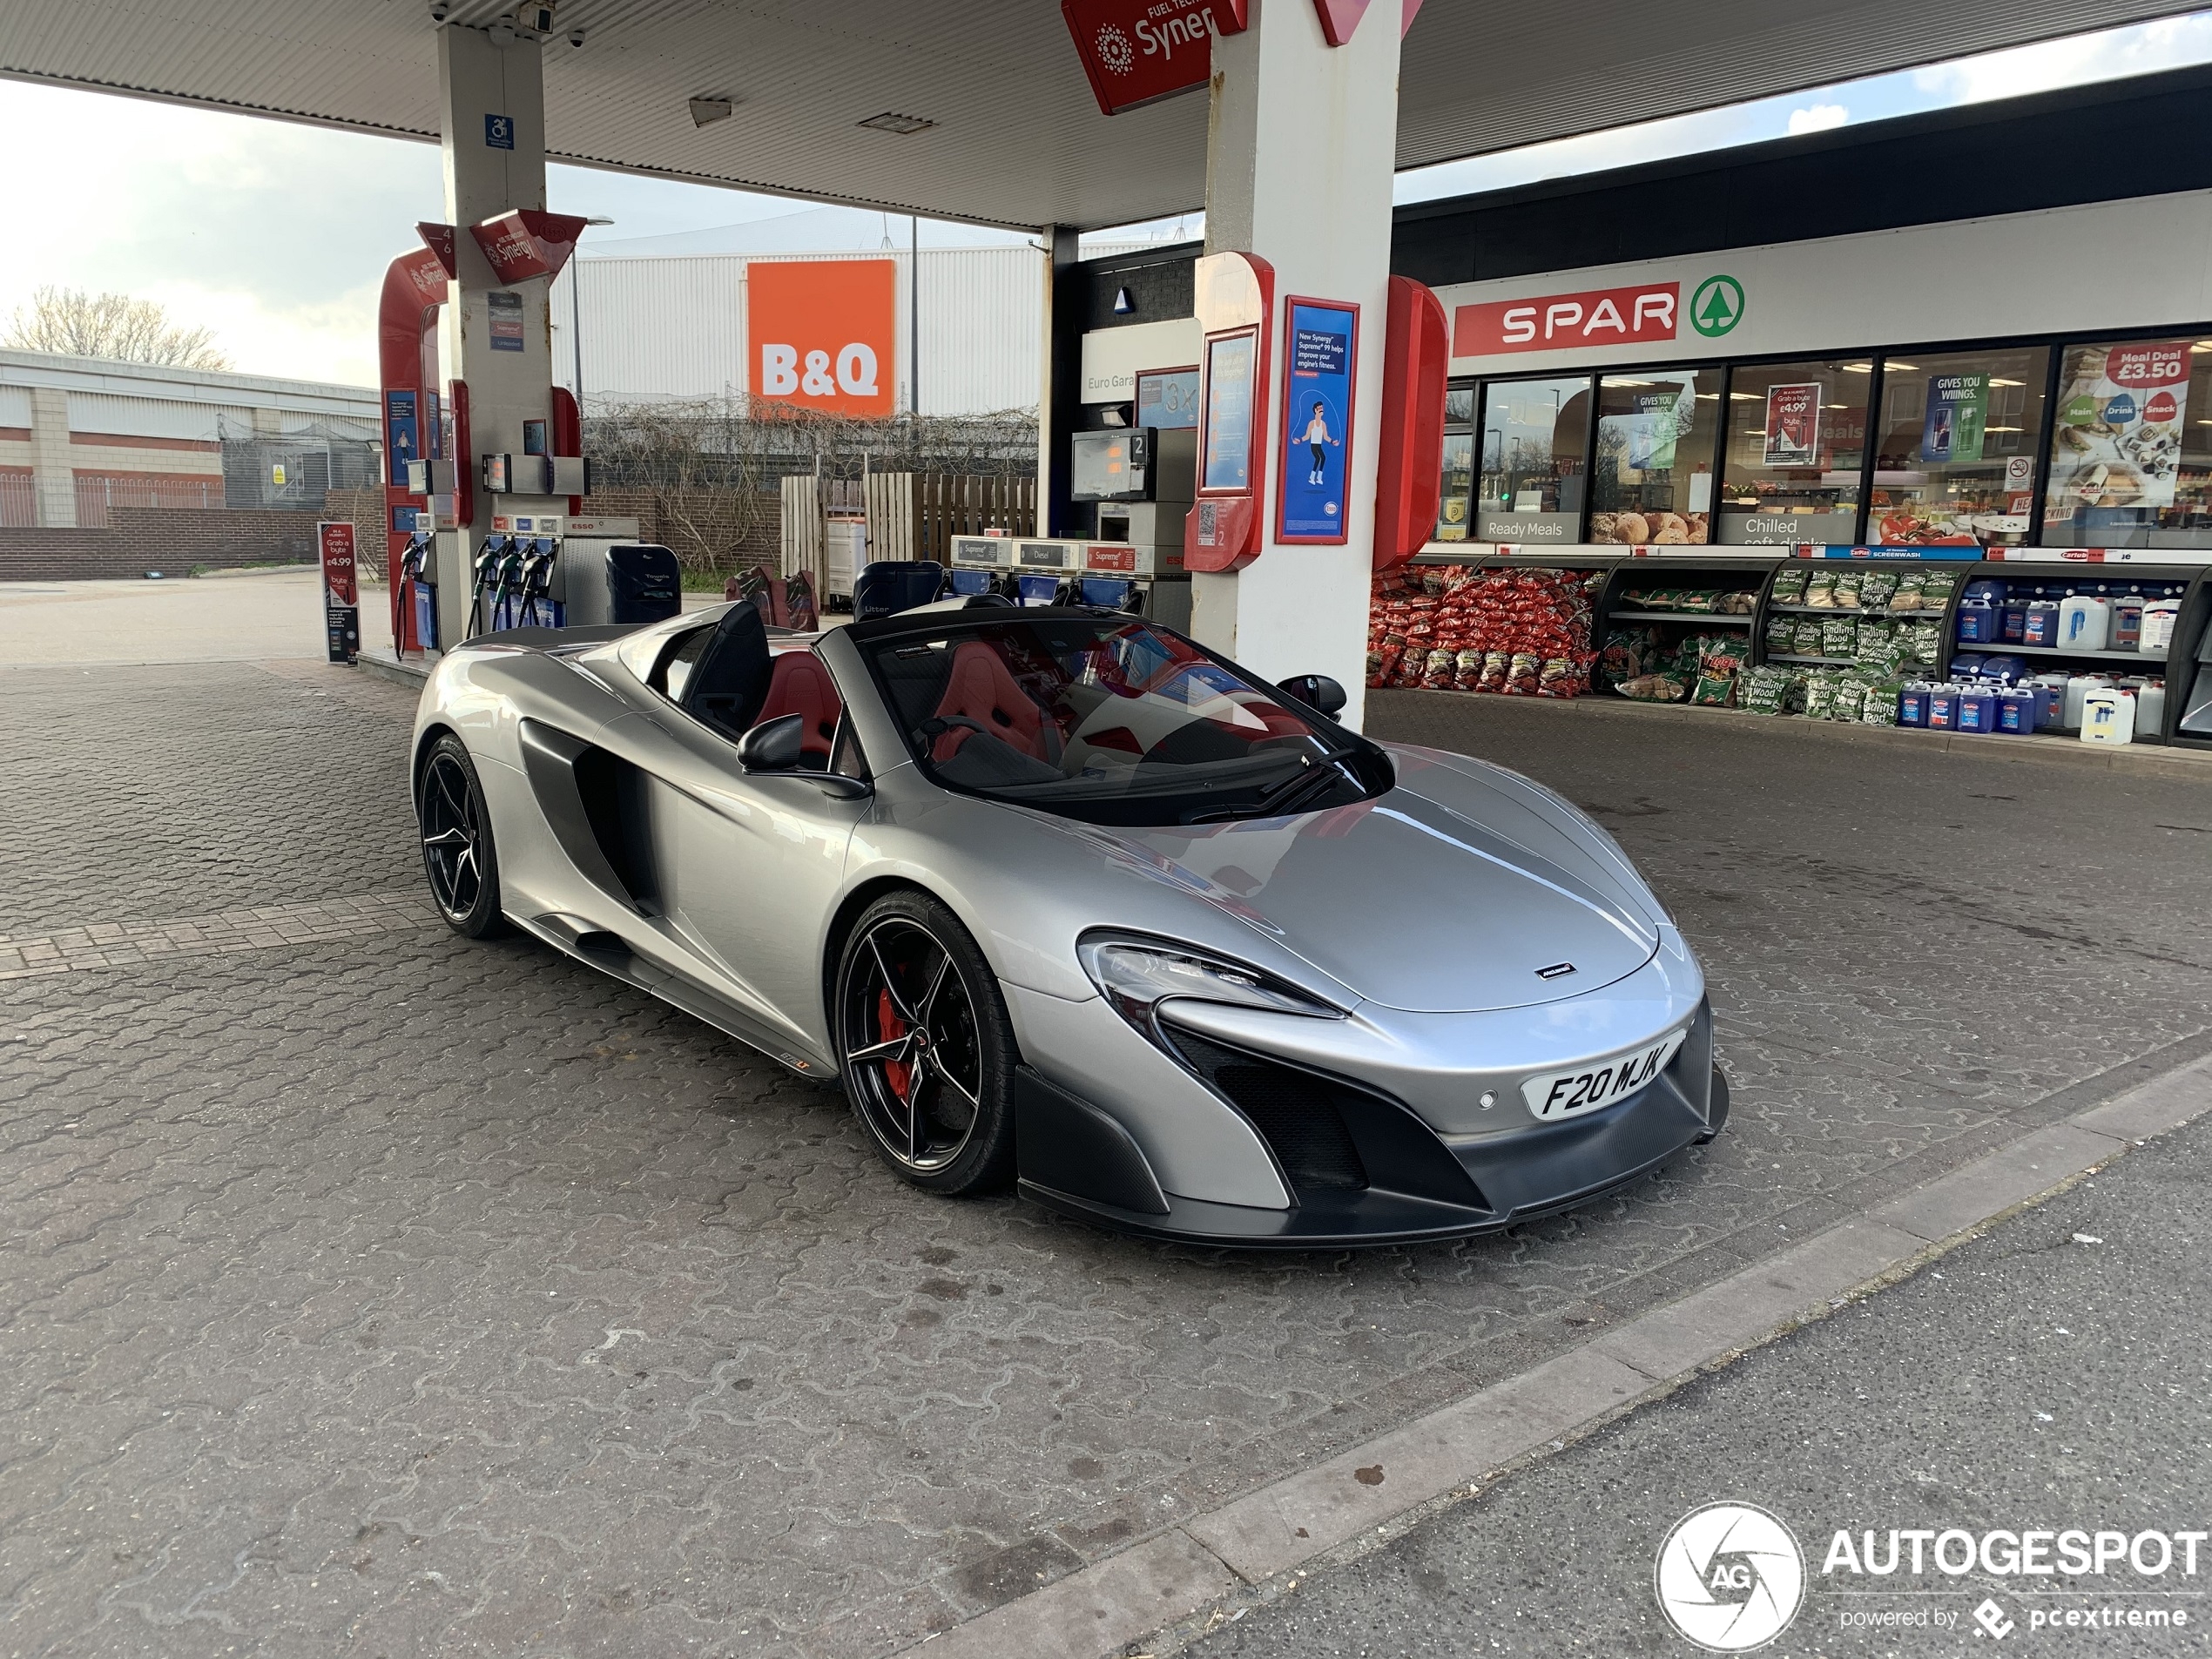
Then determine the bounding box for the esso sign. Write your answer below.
[747,259,896,418]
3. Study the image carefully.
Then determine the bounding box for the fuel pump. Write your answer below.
[395,529,436,658]
[377,212,597,656]
[1069,422,1194,630]
[466,536,511,638]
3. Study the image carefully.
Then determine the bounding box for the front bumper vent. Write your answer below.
[1159,1023,1369,1192]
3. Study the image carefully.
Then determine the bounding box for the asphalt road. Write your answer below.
[1177,1105,2212,1658]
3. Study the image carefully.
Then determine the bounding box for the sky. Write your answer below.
[3,7,2209,388]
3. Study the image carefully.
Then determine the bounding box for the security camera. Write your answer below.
[429,1,451,18]
[568,28,586,46]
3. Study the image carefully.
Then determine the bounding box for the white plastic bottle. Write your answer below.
[2141,597,2181,655]
[2063,672,2110,730]
[2059,591,2112,651]
[2079,687,2136,745]
[2137,679,2167,738]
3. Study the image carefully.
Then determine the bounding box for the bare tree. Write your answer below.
[3,287,232,369]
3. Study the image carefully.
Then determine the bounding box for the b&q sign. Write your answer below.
[748,259,895,418]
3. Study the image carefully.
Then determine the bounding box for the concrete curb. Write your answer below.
[900,1053,2212,1659]
[355,654,431,692]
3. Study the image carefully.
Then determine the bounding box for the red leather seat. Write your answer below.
[932,641,1057,764]
[754,651,842,760]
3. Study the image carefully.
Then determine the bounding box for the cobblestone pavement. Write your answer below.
[3,665,2208,1658]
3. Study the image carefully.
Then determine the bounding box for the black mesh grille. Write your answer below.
[1161,1024,1368,1192]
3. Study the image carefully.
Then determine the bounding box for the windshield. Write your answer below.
[855,615,1386,826]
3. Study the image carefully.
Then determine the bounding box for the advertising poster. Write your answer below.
[1598,381,1690,478]
[1136,367,1201,430]
[384,390,419,487]
[2051,340,2190,513]
[1919,373,1988,463]
[1277,300,1357,542]
[1762,382,1822,466]
[1202,333,1257,491]
[316,521,360,664]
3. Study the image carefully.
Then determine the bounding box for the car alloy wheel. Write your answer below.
[416,736,508,937]
[842,916,988,1173]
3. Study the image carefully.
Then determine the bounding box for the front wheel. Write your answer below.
[834,892,1017,1196]
[416,733,509,938]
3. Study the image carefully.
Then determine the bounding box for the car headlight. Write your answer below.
[1076,934,1343,1047]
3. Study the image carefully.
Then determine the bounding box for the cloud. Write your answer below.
[1911,11,2212,104]
[0,79,820,386]
[1786,104,1849,135]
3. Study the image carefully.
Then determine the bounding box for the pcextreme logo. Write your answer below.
[1655,1503,1806,1651]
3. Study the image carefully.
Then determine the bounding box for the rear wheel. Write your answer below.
[834,892,1017,1195]
[417,733,509,938]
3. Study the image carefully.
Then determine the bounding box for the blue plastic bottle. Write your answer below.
[1898,682,1930,727]
[2000,590,2030,644]
[1957,587,1998,643]
[2024,593,2062,647]
[1928,683,1959,730]
[1996,686,2036,733]
[1956,685,1997,733]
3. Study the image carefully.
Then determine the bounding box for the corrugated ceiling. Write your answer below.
[0,0,2198,230]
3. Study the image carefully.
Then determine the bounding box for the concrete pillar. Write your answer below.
[28,387,75,528]
[1188,0,1400,729]
[434,23,558,647]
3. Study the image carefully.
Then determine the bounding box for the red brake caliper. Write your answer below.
[878,988,912,1101]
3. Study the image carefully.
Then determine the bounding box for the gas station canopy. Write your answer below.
[1,0,2195,230]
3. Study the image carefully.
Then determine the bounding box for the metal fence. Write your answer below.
[0,471,32,528]
[72,473,224,527]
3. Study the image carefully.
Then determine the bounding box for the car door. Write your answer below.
[597,637,869,1058]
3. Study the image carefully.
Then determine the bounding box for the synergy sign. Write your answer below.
[747,260,895,418]
[1062,0,1248,115]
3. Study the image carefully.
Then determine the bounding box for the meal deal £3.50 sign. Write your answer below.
[747,260,896,418]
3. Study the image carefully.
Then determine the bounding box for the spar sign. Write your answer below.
[1063,0,1248,116]
[1454,282,1681,357]
[747,260,895,418]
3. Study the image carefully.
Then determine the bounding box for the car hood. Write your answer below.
[1068,752,1664,1014]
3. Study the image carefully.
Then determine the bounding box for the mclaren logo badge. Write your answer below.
[1535,961,1577,980]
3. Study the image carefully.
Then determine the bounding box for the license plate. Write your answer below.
[1521,1030,1687,1122]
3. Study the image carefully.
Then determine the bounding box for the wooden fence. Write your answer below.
[783,473,1036,592]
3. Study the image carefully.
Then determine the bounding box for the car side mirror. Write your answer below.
[1279,673,1347,718]
[736,712,805,772]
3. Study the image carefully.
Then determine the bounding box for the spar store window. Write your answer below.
[2042,337,2212,549]
[1871,347,2047,545]
[1475,376,1589,545]
[1437,383,1474,541]
[1589,368,1721,544]
[1717,359,1871,545]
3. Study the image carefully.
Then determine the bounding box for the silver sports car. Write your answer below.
[410,598,1726,1246]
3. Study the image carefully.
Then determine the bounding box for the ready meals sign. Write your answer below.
[1454,282,1681,356]
[748,259,895,418]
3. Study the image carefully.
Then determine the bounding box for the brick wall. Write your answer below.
[0,508,323,582]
